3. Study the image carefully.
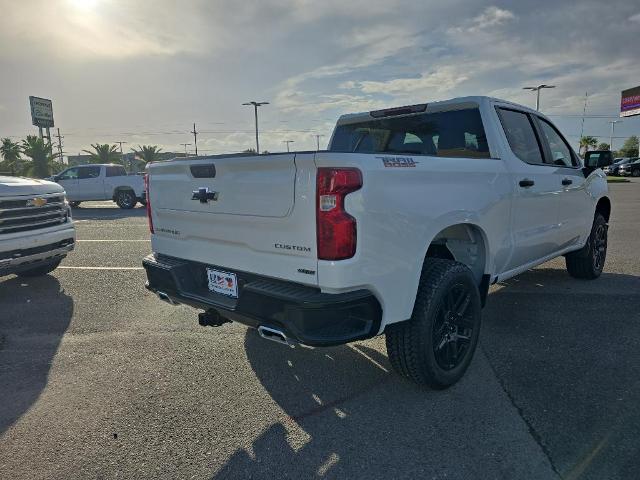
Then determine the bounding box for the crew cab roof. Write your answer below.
[334,95,540,126]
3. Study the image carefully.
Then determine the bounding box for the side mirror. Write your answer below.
[597,157,612,168]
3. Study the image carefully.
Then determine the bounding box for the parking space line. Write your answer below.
[77,239,150,242]
[59,266,145,270]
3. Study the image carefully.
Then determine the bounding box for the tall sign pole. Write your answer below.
[29,96,54,139]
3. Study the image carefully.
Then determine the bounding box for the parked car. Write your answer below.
[0,175,75,277]
[52,164,145,209]
[618,158,640,177]
[142,96,610,388]
[604,158,634,176]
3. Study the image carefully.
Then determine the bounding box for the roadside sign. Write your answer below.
[29,96,54,127]
[620,86,640,118]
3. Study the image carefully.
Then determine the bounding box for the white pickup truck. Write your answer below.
[53,164,145,209]
[143,96,610,387]
[1,176,75,277]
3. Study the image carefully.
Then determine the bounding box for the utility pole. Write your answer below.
[117,141,129,171]
[242,101,269,153]
[55,128,64,163]
[180,143,191,157]
[579,92,588,152]
[191,123,198,156]
[283,140,294,152]
[608,120,622,151]
[523,84,556,111]
[315,134,324,151]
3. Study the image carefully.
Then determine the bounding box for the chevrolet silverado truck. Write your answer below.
[52,164,145,209]
[1,176,75,277]
[143,96,610,387]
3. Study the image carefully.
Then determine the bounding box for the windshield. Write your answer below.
[329,108,490,158]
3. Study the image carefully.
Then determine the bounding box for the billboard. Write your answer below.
[29,96,54,127]
[621,86,640,118]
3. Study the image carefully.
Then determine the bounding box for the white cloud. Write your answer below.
[342,67,470,96]
[471,6,516,29]
[630,13,640,23]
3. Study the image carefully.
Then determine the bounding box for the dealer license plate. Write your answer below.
[206,268,238,298]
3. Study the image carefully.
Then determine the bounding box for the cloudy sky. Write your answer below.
[1,0,639,156]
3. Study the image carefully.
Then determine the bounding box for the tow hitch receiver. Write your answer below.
[198,310,232,327]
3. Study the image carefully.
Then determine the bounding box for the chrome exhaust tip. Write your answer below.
[258,326,294,347]
[157,291,179,306]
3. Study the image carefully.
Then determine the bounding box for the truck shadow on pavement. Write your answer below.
[0,275,73,435]
[214,267,640,480]
[70,206,147,222]
[482,267,640,480]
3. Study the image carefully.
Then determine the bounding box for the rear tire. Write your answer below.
[115,190,136,209]
[16,259,62,277]
[565,213,607,279]
[385,259,482,388]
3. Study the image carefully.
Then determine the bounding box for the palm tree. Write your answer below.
[132,145,162,163]
[597,142,610,151]
[21,135,58,178]
[1,138,22,175]
[83,143,122,164]
[579,136,598,155]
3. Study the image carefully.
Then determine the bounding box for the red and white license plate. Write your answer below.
[206,268,238,298]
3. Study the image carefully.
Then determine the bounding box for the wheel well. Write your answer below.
[425,224,487,285]
[595,196,611,222]
[112,187,135,199]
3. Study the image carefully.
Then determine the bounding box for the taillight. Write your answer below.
[144,173,154,234]
[316,167,362,260]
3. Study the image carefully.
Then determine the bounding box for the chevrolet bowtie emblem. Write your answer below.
[192,187,219,203]
[27,197,48,207]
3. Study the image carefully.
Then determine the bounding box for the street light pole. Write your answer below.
[608,120,622,151]
[283,140,294,152]
[315,134,324,151]
[523,84,556,111]
[242,101,269,153]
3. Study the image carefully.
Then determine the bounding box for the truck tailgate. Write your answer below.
[147,153,318,285]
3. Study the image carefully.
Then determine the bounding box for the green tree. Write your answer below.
[132,145,162,163]
[579,136,598,155]
[21,135,58,178]
[597,142,610,151]
[0,138,22,175]
[83,143,121,164]
[619,135,639,158]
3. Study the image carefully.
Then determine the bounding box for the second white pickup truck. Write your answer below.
[53,164,145,209]
[143,96,610,387]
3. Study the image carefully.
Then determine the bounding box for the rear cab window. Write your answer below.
[329,106,490,159]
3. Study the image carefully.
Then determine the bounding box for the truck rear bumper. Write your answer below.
[143,254,382,346]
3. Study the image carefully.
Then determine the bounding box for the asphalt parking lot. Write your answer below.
[1,180,639,480]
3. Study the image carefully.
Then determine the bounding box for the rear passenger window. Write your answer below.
[106,166,126,177]
[497,108,543,165]
[329,108,490,158]
[537,118,577,167]
[78,166,101,179]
